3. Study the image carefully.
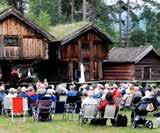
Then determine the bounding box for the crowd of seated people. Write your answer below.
[0,80,159,123]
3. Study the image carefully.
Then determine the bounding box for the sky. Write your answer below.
[104,0,160,6]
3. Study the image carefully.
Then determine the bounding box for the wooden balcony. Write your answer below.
[0,46,20,59]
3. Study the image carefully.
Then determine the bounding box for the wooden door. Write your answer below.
[143,67,151,80]
[83,63,90,81]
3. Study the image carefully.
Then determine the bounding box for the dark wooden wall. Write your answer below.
[61,30,109,81]
[135,51,160,80]
[103,63,134,80]
[0,16,48,59]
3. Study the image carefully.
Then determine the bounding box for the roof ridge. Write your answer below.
[0,7,55,41]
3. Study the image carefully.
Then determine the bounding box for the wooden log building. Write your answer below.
[103,46,160,81]
[0,8,55,82]
[50,23,113,82]
[1,8,160,83]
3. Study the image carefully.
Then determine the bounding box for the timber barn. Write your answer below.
[103,46,160,81]
[50,23,113,82]
[0,8,55,82]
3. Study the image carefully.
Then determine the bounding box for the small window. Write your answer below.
[4,36,19,46]
[81,42,90,50]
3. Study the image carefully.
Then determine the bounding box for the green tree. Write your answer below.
[35,11,51,31]
[129,29,146,46]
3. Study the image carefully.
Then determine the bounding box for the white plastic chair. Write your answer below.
[79,104,98,125]
[103,105,116,119]
[2,97,12,116]
[125,95,133,107]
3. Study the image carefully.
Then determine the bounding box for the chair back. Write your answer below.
[81,96,86,102]
[3,97,12,110]
[157,96,160,104]
[59,95,67,102]
[125,95,133,107]
[83,104,97,119]
[103,105,116,119]
[12,97,23,114]
[38,100,52,109]
[23,98,28,111]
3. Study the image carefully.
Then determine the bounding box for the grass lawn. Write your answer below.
[0,111,159,133]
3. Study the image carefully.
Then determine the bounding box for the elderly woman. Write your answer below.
[5,88,17,98]
[81,86,98,108]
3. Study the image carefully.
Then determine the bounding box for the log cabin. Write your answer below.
[50,22,113,82]
[103,46,160,81]
[0,8,55,82]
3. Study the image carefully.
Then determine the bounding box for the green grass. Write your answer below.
[50,21,89,40]
[0,111,159,133]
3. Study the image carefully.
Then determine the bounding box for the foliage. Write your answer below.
[129,29,146,47]
[35,11,51,31]
[2,0,160,49]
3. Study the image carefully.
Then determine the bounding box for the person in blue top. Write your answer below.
[67,85,77,97]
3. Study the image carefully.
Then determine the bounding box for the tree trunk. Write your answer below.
[70,0,74,22]
[91,0,94,22]
[83,0,86,21]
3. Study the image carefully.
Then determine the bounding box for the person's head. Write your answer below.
[112,84,118,90]
[47,89,53,95]
[69,85,74,90]
[104,83,110,89]
[9,88,16,94]
[105,92,113,102]
[0,85,5,92]
[44,78,47,82]
[21,86,27,93]
[27,86,34,92]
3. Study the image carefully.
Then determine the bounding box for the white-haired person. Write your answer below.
[81,86,98,108]
[5,88,17,98]
[45,89,57,102]
[101,83,111,100]
[17,86,33,115]
[93,83,104,99]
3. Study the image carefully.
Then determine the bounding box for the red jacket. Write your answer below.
[98,100,110,111]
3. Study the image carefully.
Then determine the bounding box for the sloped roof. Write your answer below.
[104,45,159,64]
[0,8,55,41]
[50,22,89,40]
[50,22,113,45]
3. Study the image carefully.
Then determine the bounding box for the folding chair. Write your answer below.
[11,97,28,122]
[157,96,160,106]
[79,104,98,125]
[125,95,133,108]
[2,97,12,116]
[103,105,116,119]
[64,96,77,120]
[59,95,67,102]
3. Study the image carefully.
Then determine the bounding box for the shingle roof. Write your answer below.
[104,45,159,64]
[0,8,56,41]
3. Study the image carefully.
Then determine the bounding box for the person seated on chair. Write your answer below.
[17,86,33,115]
[81,86,98,108]
[0,85,6,114]
[5,88,17,98]
[0,85,6,102]
[98,92,118,126]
